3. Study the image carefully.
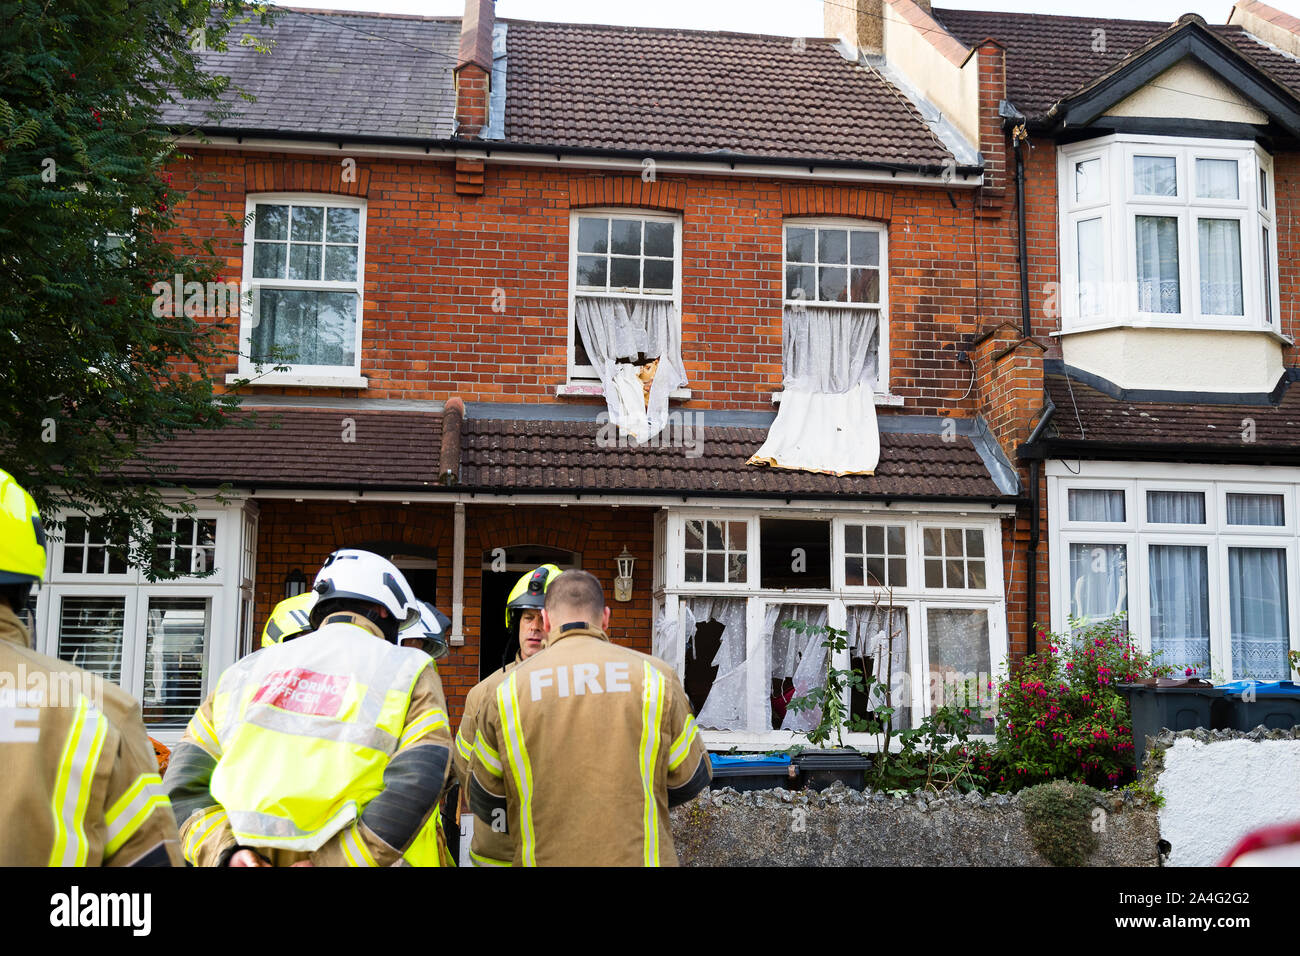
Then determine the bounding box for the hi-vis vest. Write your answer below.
[208,621,431,854]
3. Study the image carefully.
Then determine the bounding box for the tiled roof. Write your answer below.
[460,418,1007,499]
[1042,374,1300,457]
[933,8,1300,120]
[115,408,445,490]
[501,20,957,168]
[158,9,460,139]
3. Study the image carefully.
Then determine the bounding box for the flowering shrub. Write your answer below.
[980,616,1173,792]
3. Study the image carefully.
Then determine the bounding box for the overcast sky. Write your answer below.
[271,0,1299,35]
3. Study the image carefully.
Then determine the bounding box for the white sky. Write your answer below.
[271,0,1300,36]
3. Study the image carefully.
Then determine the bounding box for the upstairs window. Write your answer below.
[1060,137,1278,332]
[241,195,366,380]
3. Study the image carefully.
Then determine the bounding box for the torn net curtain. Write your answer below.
[748,306,881,475]
[574,297,687,441]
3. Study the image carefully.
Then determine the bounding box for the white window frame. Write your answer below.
[656,507,1006,750]
[781,217,890,394]
[236,193,368,388]
[566,208,682,384]
[35,501,257,744]
[1048,462,1300,681]
[1057,135,1280,335]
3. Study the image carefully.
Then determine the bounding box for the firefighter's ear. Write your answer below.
[542,607,554,635]
[600,606,611,631]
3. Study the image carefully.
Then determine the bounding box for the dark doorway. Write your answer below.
[479,545,580,681]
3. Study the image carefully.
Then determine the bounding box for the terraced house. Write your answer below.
[31,0,1299,755]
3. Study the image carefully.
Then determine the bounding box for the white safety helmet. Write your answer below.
[310,549,421,640]
[401,601,452,661]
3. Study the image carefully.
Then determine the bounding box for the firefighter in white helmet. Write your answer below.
[164,549,453,866]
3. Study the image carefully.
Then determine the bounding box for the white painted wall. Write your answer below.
[1157,737,1300,866]
[1105,60,1268,124]
[882,4,980,148]
[1060,326,1285,392]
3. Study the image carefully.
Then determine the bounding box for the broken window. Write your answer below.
[765,604,828,732]
[844,523,907,588]
[683,518,747,584]
[759,518,830,590]
[922,527,987,589]
[847,604,911,730]
[682,597,747,731]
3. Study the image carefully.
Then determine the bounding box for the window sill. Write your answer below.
[556,382,692,401]
[1054,320,1294,347]
[227,372,369,389]
[771,390,904,407]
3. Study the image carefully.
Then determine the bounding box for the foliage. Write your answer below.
[1019,781,1101,867]
[1291,649,1300,680]
[783,619,865,749]
[986,616,1173,792]
[0,0,278,574]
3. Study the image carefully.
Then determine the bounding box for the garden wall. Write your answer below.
[669,783,1159,866]
[1149,728,1300,867]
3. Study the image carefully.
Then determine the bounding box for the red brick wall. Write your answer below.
[252,498,655,727]
[168,148,998,418]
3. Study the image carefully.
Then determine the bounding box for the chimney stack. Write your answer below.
[455,0,494,138]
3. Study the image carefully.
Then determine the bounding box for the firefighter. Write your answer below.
[259,589,316,648]
[0,468,183,866]
[468,570,711,866]
[163,548,453,866]
[452,563,561,866]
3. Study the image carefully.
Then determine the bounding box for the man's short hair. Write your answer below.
[544,570,605,623]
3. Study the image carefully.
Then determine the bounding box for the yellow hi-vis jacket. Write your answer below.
[452,656,519,867]
[469,624,711,866]
[164,612,453,866]
[0,602,183,866]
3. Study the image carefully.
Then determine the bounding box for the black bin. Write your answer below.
[1217,681,1300,731]
[1118,681,1225,771]
[793,749,872,791]
[707,754,796,792]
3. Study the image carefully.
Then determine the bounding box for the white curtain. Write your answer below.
[765,604,828,734]
[1135,216,1180,313]
[1198,218,1243,316]
[574,296,687,441]
[1146,491,1205,524]
[1067,489,1125,522]
[1228,548,1290,680]
[1148,545,1211,676]
[683,597,748,731]
[1226,493,1286,527]
[1068,543,1128,621]
[846,605,911,730]
[1196,158,1239,199]
[747,306,880,475]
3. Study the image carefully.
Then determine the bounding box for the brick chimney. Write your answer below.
[969,322,1046,462]
[455,0,494,139]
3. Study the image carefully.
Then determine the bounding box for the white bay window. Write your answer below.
[1049,465,1299,681]
[653,509,1007,747]
[1060,136,1279,332]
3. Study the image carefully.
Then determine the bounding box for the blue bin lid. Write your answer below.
[708,753,791,768]
[1217,680,1300,697]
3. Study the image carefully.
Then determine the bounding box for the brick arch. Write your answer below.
[569,176,687,212]
[244,159,370,198]
[329,505,449,553]
[469,508,593,556]
[780,184,893,221]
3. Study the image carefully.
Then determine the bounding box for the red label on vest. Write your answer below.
[253,668,350,717]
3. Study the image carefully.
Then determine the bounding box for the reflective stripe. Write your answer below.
[241,706,397,753]
[638,663,666,867]
[189,711,221,758]
[454,730,474,762]
[340,825,377,867]
[184,807,229,865]
[497,674,536,867]
[398,708,449,751]
[470,850,512,867]
[104,774,170,857]
[226,801,358,850]
[668,715,698,771]
[49,696,109,867]
[474,730,503,778]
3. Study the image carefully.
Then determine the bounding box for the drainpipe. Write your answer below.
[451,503,465,647]
[1023,400,1055,655]
[999,101,1032,339]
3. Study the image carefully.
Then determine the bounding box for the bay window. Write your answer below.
[238,194,366,386]
[1059,136,1279,332]
[654,509,1007,747]
[1049,468,1299,681]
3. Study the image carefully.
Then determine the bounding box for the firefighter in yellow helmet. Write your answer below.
[163,549,453,866]
[0,469,183,866]
[260,590,316,648]
[452,563,561,866]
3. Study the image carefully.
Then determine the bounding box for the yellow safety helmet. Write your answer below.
[0,469,47,587]
[503,563,563,629]
[260,590,317,648]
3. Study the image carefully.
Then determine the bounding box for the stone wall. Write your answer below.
[669,782,1160,866]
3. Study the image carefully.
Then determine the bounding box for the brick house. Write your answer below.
[33,0,1134,753]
